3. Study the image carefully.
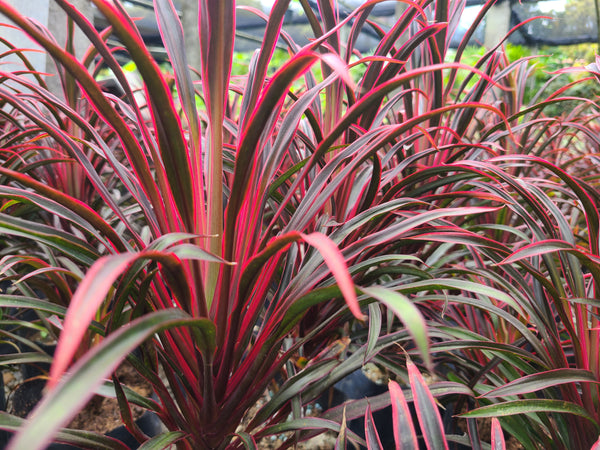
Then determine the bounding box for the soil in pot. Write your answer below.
[66,361,153,434]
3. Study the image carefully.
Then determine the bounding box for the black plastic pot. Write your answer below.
[322,369,470,450]
[322,369,395,449]
[19,342,55,379]
[105,411,164,449]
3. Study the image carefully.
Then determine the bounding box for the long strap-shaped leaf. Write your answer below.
[0,412,129,450]
[364,403,384,450]
[389,380,419,450]
[362,286,430,370]
[90,0,194,231]
[481,368,599,399]
[0,167,128,252]
[0,0,172,233]
[490,418,506,450]
[461,399,600,430]
[155,0,204,236]
[200,0,235,301]
[239,0,292,130]
[408,360,449,450]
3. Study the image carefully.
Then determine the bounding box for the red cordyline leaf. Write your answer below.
[0,0,169,228]
[237,0,291,125]
[0,166,127,252]
[200,0,235,299]
[92,0,194,226]
[490,418,506,450]
[154,0,205,231]
[500,239,600,266]
[365,403,383,450]
[319,52,357,91]
[591,434,600,450]
[408,360,449,450]
[562,53,600,81]
[49,232,358,390]
[490,154,600,255]
[8,309,197,450]
[226,48,355,251]
[48,253,140,389]
[301,232,364,320]
[15,267,72,284]
[389,380,419,450]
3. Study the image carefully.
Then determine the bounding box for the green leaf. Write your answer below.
[169,243,234,264]
[481,369,599,398]
[0,295,104,335]
[500,239,582,265]
[0,295,67,317]
[402,278,525,317]
[253,360,339,426]
[0,352,53,366]
[0,213,99,266]
[261,417,341,435]
[231,432,257,450]
[94,380,158,411]
[277,285,343,337]
[137,431,187,450]
[0,184,120,252]
[365,303,382,364]
[361,286,430,370]
[189,318,217,359]
[460,400,600,430]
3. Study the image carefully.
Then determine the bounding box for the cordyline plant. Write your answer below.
[404,55,600,449]
[1,0,599,448]
[0,0,449,448]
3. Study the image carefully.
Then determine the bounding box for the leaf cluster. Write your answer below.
[0,0,599,449]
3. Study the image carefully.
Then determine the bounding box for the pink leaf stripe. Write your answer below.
[48,253,139,389]
[300,232,365,320]
[491,418,506,450]
[389,380,419,450]
[320,52,357,90]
